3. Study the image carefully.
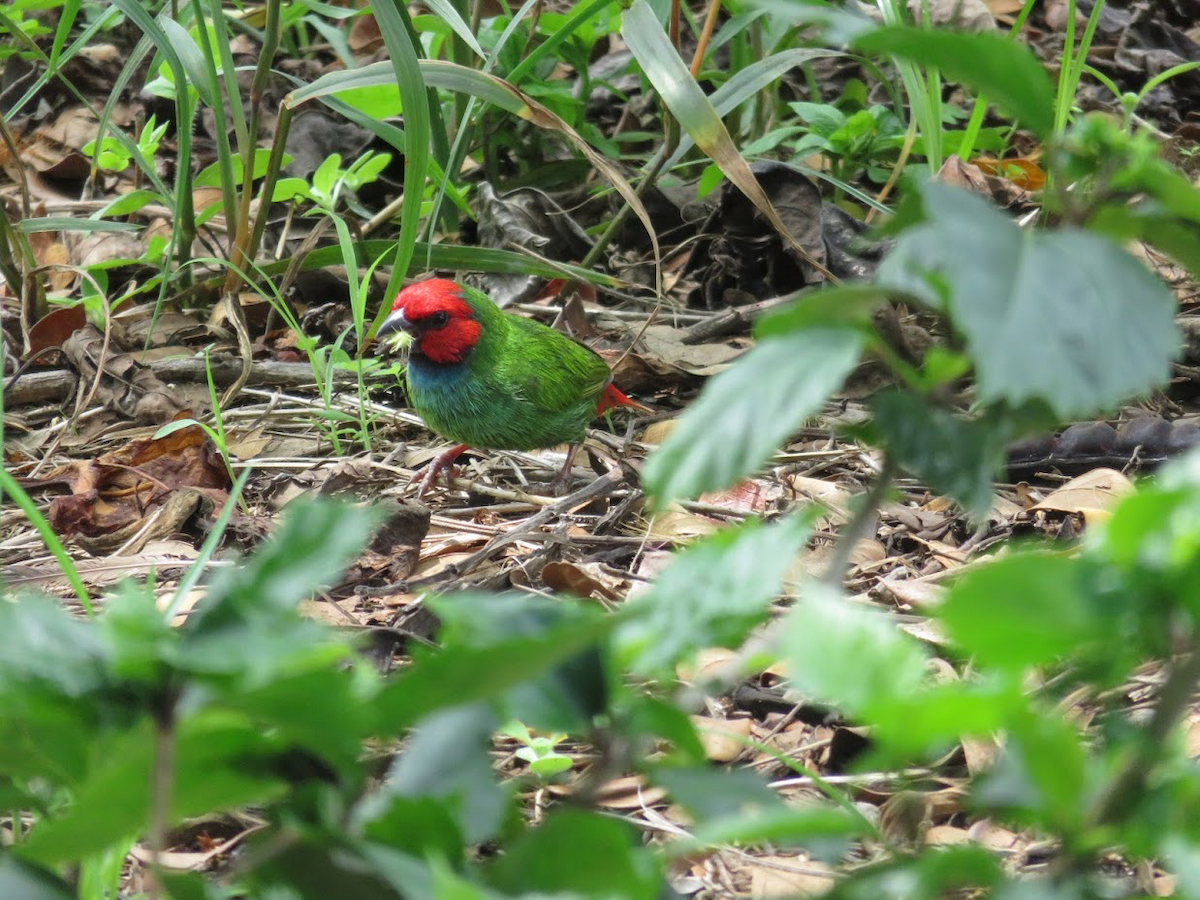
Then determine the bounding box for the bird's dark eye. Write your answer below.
[430,310,450,328]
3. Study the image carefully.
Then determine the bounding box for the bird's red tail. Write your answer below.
[596,383,651,415]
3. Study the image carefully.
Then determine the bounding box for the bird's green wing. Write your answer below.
[496,313,612,414]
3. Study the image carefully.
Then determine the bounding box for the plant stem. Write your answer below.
[819,453,897,589]
[224,0,281,297]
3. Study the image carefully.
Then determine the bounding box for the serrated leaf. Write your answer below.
[0,856,74,900]
[871,391,1004,518]
[366,704,507,845]
[644,328,864,504]
[879,182,1179,418]
[616,512,815,674]
[784,582,928,717]
[487,810,660,899]
[937,552,1103,671]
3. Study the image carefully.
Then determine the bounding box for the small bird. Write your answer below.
[375,278,645,497]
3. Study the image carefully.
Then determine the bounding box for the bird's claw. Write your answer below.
[409,444,469,499]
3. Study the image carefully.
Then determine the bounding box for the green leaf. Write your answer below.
[665,48,845,169]
[363,704,507,845]
[755,284,890,335]
[194,148,287,189]
[0,596,107,695]
[94,189,162,219]
[184,498,380,638]
[616,512,815,674]
[784,582,928,717]
[373,616,612,730]
[158,18,214,107]
[421,0,485,58]
[871,391,1004,518]
[21,716,289,866]
[938,552,1104,672]
[975,713,1090,832]
[18,218,141,233]
[643,327,864,505]
[487,810,660,899]
[852,27,1056,139]
[0,855,75,900]
[432,594,609,731]
[879,182,1179,418]
[368,0,431,320]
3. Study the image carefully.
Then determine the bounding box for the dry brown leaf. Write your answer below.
[21,422,228,545]
[677,647,739,683]
[541,560,621,601]
[961,735,1000,775]
[786,475,852,523]
[639,419,678,446]
[1030,467,1134,516]
[700,478,783,514]
[1185,715,1200,759]
[925,824,970,845]
[691,715,752,762]
[636,323,749,376]
[549,775,668,810]
[644,502,720,541]
[226,427,272,460]
[27,305,86,355]
[748,856,835,899]
[880,576,945,610]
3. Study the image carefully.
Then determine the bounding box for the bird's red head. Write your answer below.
[381,278,482,364]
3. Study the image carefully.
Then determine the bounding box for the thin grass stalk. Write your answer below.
[957,0,1038,161]
[422,0,541,251]
[876,0,942,173]
[5,2,116,118]
[224,0,282,296]
[189,0,241,249]
[247,104,293,274]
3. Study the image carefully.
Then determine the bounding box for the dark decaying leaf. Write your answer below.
[474,182,594,308]
[687,161,826,308]
[26,306,86,357]
[18,423,229,548]
[59,325,191,423]
[487,809,661,900]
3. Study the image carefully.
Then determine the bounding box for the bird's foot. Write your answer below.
[410,443,469,499]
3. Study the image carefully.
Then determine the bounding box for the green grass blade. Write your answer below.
[623,0,823,277]
[369,0,433,324]
[506,0,618,85]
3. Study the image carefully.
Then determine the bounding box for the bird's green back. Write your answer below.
[460,286,611,413]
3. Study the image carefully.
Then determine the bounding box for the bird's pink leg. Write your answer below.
[548,443,583,496]
[412,443,469,498]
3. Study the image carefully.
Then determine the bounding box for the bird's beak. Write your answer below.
[375,308,412,340]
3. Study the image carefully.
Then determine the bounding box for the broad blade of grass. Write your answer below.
[622,0,831,279]
[422,0,485,59]
[369,0,432,329]
[256,240,623,286]
[664,48,845,170]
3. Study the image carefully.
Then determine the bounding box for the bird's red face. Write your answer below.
[377,279,481,364]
